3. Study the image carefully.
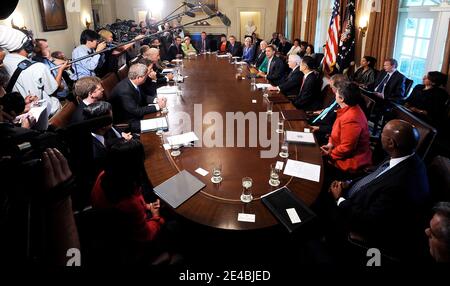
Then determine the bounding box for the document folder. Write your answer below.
[261,187,316,233]
[281,109,307,121]
[154,170,206,209]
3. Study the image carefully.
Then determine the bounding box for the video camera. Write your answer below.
[105,19,142,43]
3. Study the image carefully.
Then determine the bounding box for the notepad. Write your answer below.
[154,170,206,208]
[255,83,272,89]
[140,117,168,133]
[157,86,179,94]
[283,159,321,182]
[167,132,199,146]
[261,187,316,233]
[285,131,315,144]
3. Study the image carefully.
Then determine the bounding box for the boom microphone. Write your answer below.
[182,1,197,9]
[185,11,196,17]
[200,3,231,27]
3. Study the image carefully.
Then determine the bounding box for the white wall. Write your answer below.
[0,0,93,57]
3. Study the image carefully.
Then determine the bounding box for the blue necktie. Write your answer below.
[312,100,337,124]
[346,161,390,198]
[375,74,390,93]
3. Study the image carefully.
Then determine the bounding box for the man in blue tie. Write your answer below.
[371,58,406,102]
[328,119,430,260]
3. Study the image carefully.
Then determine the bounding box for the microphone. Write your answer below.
[200,3,231,27]
[185,11,196,18]
[182,1,197,9]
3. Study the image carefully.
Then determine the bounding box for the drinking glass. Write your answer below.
[240,177,253,203]
[269,163,281,187]
[262,87,269,98]
[279,141,289,158]
[276,118,285,134]
[266,99,273,114]
[211,162,223,183]
[251,76,256,87]
[170,144,181,157]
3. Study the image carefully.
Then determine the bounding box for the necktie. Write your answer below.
[202,40,206,51]
[312,100,337,124]
[346,161,390,198]
[375,74,390,93]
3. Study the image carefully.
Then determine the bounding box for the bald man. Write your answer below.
[329,119,430,260]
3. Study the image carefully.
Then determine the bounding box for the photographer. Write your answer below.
[0,118,80,266]
[1,25,62,116]
[70,30,107,81]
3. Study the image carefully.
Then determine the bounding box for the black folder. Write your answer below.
[261,187,316,233]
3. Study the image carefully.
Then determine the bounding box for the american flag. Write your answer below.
[323,0,341,74]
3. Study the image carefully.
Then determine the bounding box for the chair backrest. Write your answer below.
[48,101,77,129]
[128,56,140,66]
[361,93,376,119]
[404,77,414,97]
[427,156,450,203]
[117,64,129,81]
[389,103,437,160]
[101,72,119,101]
[321,84,335,109]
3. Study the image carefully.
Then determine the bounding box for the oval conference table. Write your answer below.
[141,55,323,231]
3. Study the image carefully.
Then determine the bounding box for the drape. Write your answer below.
[304,0,318,44]
[291,0,303,40]
[364,0,400,70]
[276,0,287,35]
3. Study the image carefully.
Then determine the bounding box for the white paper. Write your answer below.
[163,144,171,150]
[195,168,209,177]
[304,128,311,133]
[252,99,257,103]
[238,213,255,223]
[162,68,174,73]
[167,132,199,146]
[234,61,247,65]
[172,59,183,63]
[286,208,302,224]
[255,83,272,89]
[28,105,46,122]
[285,131,315,144]
[275,161,284,171]
[157,86,179,94]
[217,54,230,58]
[140,117,167,132]
[283,159,321,182]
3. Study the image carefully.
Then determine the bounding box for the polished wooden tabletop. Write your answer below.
[141,55,323,230]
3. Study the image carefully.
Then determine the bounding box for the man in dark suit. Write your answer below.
[264,45,285,86]
[196,32,212,53]
[167,36,183,61]
[70,76,104,124]
[226,35,242,57]
[109,63,166,132]
[268,54,303,96]
[278,35,292,56]
[371,58,406,102]
[329,119,430,260]
[145,47,174,86]
[253,41,268,68]
[292,56,321,111]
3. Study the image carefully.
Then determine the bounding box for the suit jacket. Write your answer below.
[292,71,321,111]
[242,46,255,63]
[195,38,212,52]
[167,43,182,61]
[329,105,372,173]
[278,66,303,96]
[254,50,266,68]
[266,56,285,86]
[227,42,243,57]
[278,42,293,56]
[70,100,88,124]
[372,70,406,102]
[109,79,157,128]
[339,154,430,258]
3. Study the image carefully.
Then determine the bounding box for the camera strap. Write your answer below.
[5,59,37,93]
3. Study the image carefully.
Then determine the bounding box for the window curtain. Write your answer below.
[354,0,363,66]
[364,0,400,70]
[291,0,303,40]
[304,0,318,44]
[276,0,287,35]
[442,19,450,93]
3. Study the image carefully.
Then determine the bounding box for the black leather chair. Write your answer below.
[100,72,119,101]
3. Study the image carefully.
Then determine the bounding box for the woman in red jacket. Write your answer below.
[91,138,164,242]
[320,82,372,175]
